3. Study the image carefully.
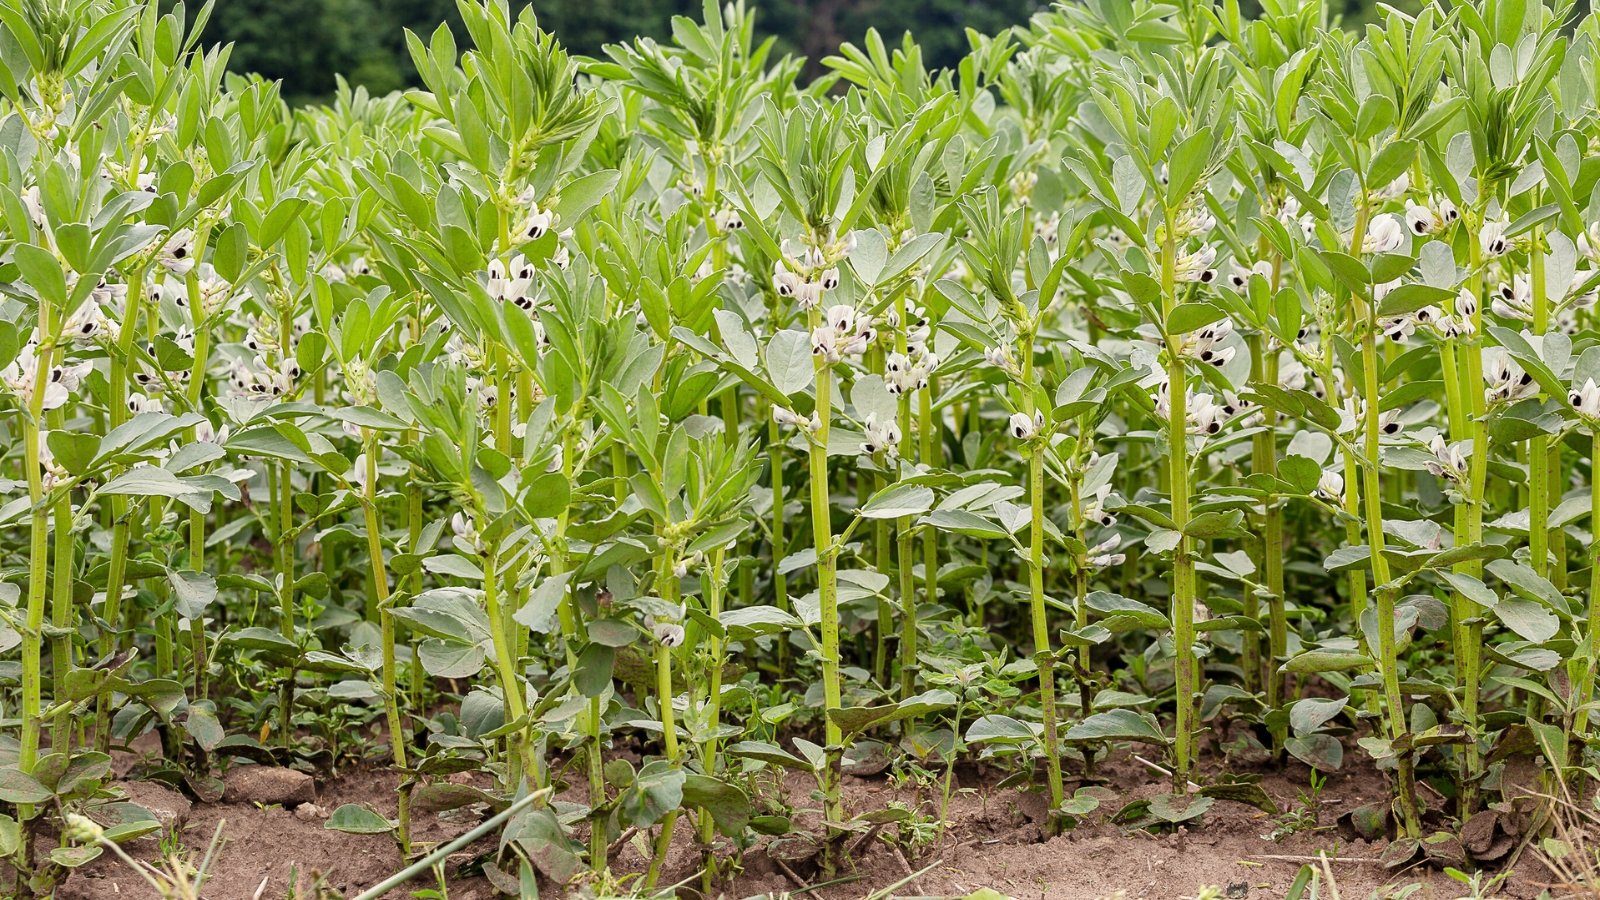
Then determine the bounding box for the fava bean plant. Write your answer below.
[3,0,1600,895]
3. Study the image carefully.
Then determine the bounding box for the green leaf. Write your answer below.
[1064,709,1168,745]
[682,774,751,837]
[1282,650,1373,674]
[325,804,395,834]
[963,714,1039,744]
[828,690,955,735]
[1165,302,1226,335]
[0,767,51,804]
[46,431,99,476]
[619,760,685,828]
[860,482,934,519]
[765,329,813,396]
[1148,792,1213,823]
[1286,734,1345,772]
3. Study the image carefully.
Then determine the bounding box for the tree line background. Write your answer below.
[202,0,1400,105]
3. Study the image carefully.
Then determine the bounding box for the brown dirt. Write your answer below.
[55,739,1567,900]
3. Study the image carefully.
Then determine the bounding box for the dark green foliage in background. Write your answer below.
[197,0,1399,104]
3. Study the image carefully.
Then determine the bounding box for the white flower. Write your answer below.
[63,304,109,343]
[1404,200,1437,236]
[1171,205,1215,239]
[773,270,801,298]
[1082,483,1116,528]
[1086,535,1125,568]
[22,186,46,230]
[1008,410,1042,441]
[1173,246,1218,284]
[1432,195,1459,228]
[1372,172,1409,201]
[1570,378,1600,418]
[487,255,536,310]
[158,229,196,276]
[1423,434,1467,482]
[810,324,837,360]
[715,208,744,231]
[1579,224,1600,265]
[653,621,685,647]
[451,512,482,553]
[1491,275,1532,322]
[517,206,555,241]
[1480,217,1511,257]
[1381,315,1415,343]
[126,392,163,415]
[860,414,901,456]
[826,304,856,335]
[1275,196,1302,229]
[1483,349,1536,405]
[984,345,1018,377]
[1218,390,1255,421]
[1227,261,1272,290]
[1377,408,1404,436]
[1186,319,1233,365]
[1316,468,1344,501]
[1,343,69,410]
[773,406,808,429]
[1034,211,1061,246]
[1363,214,1406,254]
[1188,392,1226,435]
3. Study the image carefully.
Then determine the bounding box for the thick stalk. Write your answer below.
[698,548,726,894]
[1244,332,1267,697]
[186,318,211,701]
[363,435,410,856]
[482,540,534,781]
[1530,225,1549,580]
[1456,218,1491,816]
[271,461,294,745]
[1261,251,1287,747]
[1022,336,1065,817]
[895,292,917,697]
[768,416,790,677]
[95,273,145,750]
[1161,231,1197,789]
[1574,430,1600,742]
[919,385,937,617]
[872,468,891,685]
[48,468,73,753]
[20,302,53,779]
[1359,296,1422,838]
[275,310,297,745]
[806,306,844,869]
[645,551,681,891]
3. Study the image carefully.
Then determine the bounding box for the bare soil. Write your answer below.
[54,734,1572,900]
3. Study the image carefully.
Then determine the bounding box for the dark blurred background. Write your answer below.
[199,0,1398,104]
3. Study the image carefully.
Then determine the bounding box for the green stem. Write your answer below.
[645,561,681,891]
[807,307,844,872]
[21,302,54,785]
[1358,270,1422,839]
[482,539,534,783]
[363,434,410,856]
[1022,335,1065,819]
[895,292,918,698]
[698,547,726,894]
[1574,430,1600,744]
[919,386,937,622]
[1161,231,1197,790]
[96,272,146,751]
